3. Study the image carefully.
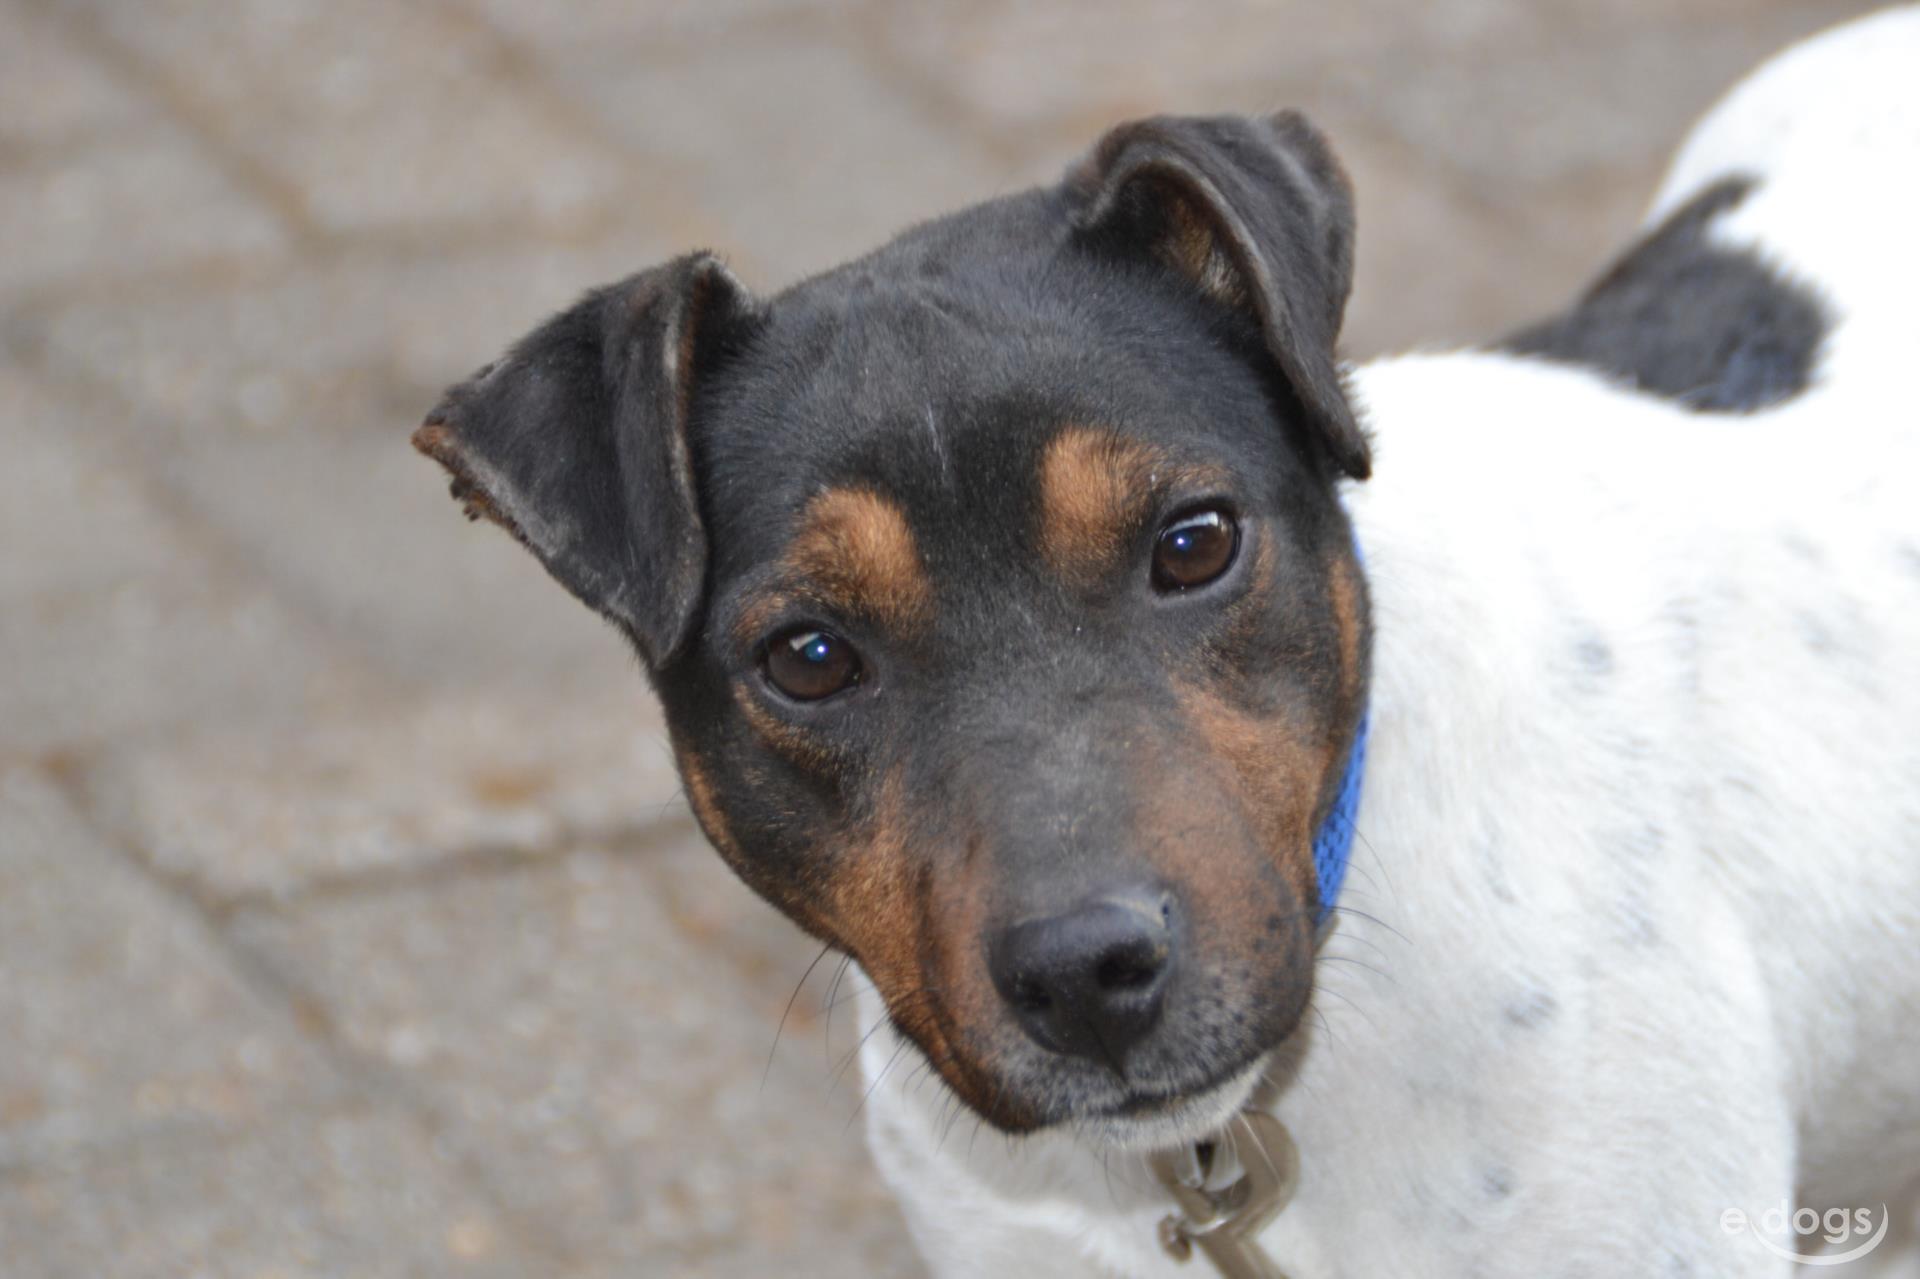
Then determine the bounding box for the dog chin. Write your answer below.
[1069,1056,1269,1153]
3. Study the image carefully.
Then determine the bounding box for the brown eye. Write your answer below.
[764,629,862,701]
[1152,509,1238,591]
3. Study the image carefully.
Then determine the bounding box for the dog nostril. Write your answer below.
[1009,978,1053,1014]
[1095,949,1161,992]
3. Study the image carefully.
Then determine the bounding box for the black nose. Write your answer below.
[987,887,1177,1069]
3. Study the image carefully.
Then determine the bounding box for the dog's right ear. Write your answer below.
[413,253,756,668]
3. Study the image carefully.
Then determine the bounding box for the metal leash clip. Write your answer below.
[1147,1108,1301,1279]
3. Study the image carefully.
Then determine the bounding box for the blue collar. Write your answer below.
[1313,522,1370,930]
[1311,708,1369,928]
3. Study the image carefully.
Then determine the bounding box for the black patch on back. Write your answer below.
[1501,177,1828,412]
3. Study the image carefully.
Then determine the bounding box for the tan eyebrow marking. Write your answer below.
[783,486,934,634]
[1039,426,1166,583]
[1038,425,1226,584]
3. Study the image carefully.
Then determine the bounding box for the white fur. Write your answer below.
[856,9,1920,1275]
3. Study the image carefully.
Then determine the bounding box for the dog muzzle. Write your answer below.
[1147,700,1368,1277]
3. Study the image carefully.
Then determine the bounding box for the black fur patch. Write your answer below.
[1502,177,1828,412]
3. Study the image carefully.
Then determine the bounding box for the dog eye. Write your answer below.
[764,629,862,701]
[1152,509,1238,591]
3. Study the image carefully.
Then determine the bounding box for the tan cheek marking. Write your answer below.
[1220,529,1280,653]
[926,843,997,1050]
[787,488,932,632]
[668,744,1041,1130]
[1328,552,1365,711]
[818,772,1019,1122]
[824,770,916,979]
[825,776,963,1075]
[675,748,741,864]
[674,745,837,941]
[1176,682,1322,903]
[732,682,840,774]
[1129,747,1259,901]
[1038,426,1164,583]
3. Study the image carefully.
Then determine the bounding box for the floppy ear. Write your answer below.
[1068,111,1370,480]
[413,252,755,667]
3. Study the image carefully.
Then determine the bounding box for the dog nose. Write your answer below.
[988,887,1176,1069]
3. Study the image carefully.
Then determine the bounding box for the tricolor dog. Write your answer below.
[416,8,1920,1275]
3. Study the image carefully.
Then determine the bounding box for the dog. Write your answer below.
[415,7,1920,1275]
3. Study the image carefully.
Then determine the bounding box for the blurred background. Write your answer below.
[0,0,1880,1274]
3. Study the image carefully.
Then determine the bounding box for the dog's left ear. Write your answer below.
[1069,111,1369,480]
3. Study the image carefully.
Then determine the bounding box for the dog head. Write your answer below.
[416,112,1370,1143]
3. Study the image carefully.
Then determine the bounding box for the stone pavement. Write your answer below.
[0,0,1878,1274]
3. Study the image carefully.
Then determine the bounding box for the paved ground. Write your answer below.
[0,0,1882,1274]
